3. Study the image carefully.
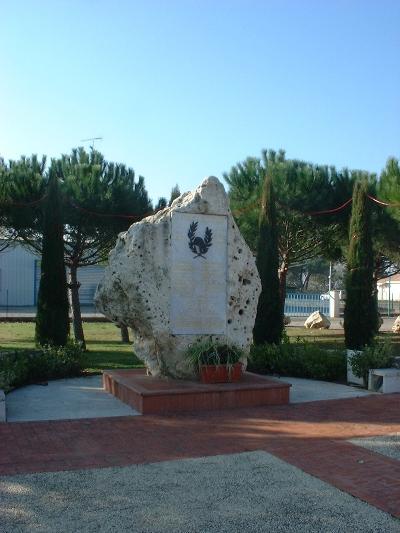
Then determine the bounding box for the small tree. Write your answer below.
[253,173,283,344]
[35,169,69,346]
[168,184,181,206]
[155,197,167,211]
[344,180,378,349]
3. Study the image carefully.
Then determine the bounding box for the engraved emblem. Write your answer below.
[188,221,213,259]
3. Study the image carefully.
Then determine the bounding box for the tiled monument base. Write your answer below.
[103,369,291,415]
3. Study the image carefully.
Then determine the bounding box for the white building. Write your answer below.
[0,242,104,307]
[377,274,400,301]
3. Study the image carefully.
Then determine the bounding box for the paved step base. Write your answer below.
[103,369,290,414]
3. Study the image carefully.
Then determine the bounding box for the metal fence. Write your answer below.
[284,292,330,317]
[284,292,399,317]
[378,299,400,317]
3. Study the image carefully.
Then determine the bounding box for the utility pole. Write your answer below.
[328,261,332,292]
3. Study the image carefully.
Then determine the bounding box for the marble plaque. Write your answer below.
[171,212,228,334]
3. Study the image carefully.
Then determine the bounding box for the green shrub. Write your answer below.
[0,342,86,393]
[248,335,346,382]
[350,341,394,387]
[296,340,347,381]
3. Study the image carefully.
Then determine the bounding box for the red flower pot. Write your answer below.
[199,363,243,384]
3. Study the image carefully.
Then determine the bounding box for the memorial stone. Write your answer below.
[95,176,261,379]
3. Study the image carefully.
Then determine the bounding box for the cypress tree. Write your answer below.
[344,180,378,349]
[253,172,283,344]
[35,169,69,346]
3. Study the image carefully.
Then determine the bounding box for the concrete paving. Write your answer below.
[5,374,373,422]
[350,433,400,462]
[5,376,139,422]
[279,376,373,403]
[1,451,399,533]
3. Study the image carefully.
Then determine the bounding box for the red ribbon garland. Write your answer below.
[305,197,353,216]
[0,194,48,208]
[367,194,400,208]
[70,202,154,220]
[1,193,399,219]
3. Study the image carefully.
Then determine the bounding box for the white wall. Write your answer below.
[34,262,104,305]
[0,244,39,306]
[378,282,400,301]
[0,242,105,307]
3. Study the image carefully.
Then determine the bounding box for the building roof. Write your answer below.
[377,273,400,284]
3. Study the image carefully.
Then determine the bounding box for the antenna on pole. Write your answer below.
[80,137,103,150]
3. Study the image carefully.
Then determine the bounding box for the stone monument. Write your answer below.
[95,176,261,379]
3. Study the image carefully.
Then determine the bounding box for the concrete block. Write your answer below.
[368,368,400,394]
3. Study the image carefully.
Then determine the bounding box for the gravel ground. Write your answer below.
[350,433,400,461]
[1,451,399,533]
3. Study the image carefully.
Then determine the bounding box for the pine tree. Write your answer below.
[35,170,69,346]
[379,157,400,223]
[344,180,378,349]
[59,148,151,349]
[224,149,348,304]
[7,148,152,348]
[253,173,283,344]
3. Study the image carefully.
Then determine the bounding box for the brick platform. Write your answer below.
[103,369,291,414]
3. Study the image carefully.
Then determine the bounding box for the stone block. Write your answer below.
[368,368,400,394]
[304,311,330,329]
[392,316,400,334]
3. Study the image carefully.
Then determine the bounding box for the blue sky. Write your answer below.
[1,0,399,204]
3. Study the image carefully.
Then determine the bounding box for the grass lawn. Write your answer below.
[288,326,400,353]
[1,321,399,374]
[0,322,143,374]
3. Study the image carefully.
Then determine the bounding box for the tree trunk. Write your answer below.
[278,263,288,310]
[69,264,86,349]
[302,272,311,292]
[120,324,130,343]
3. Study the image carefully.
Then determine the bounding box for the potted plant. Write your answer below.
[185,340,244,384]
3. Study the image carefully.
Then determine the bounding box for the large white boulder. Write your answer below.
[304,310,330,329]
[392,316,400,334]
[95,177,261,379]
